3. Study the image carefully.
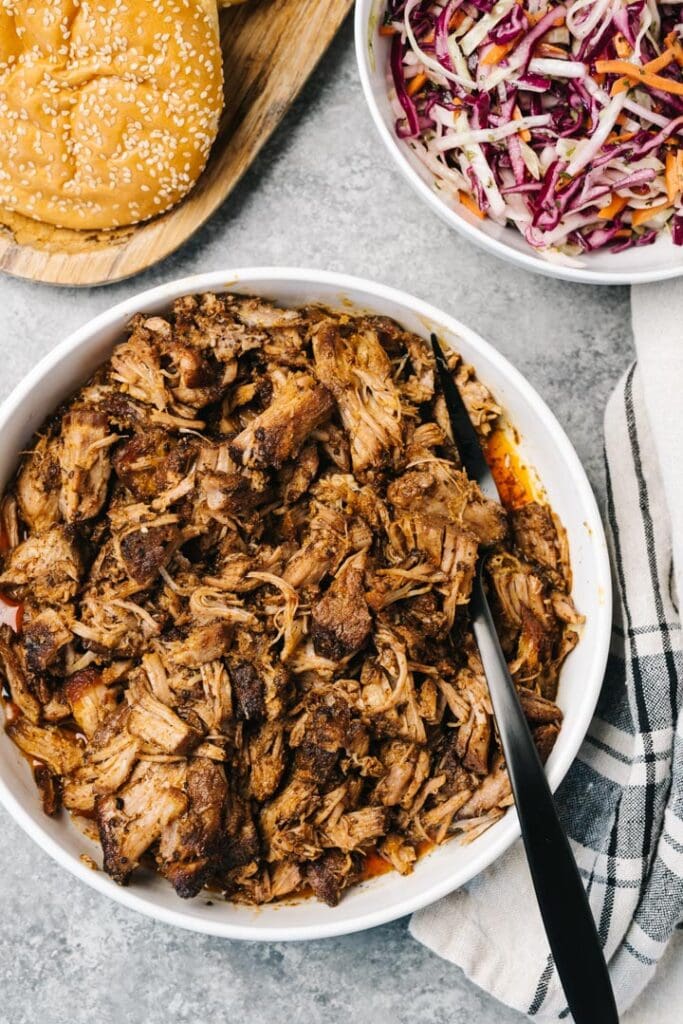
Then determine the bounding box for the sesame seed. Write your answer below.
[0,0,223,229]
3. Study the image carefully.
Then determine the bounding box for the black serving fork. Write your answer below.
[431,336,619,1024]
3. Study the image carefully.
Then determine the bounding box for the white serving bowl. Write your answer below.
[355,0,683,286]
[0,268,611,940]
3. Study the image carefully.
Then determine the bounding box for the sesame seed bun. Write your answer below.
[0,0,225,231]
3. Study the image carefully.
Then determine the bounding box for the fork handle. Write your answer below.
[470,575,619,1024]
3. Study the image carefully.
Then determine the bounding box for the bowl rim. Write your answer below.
[354,0,683,287]
[0,267,612,940]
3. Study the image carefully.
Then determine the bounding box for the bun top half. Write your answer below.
[0,0,224,230]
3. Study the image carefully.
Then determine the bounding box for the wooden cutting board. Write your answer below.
[0,0,353,287]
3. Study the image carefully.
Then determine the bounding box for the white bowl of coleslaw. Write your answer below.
[356,0,683,284]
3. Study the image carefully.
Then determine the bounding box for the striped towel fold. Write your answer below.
[409,283,683,1021]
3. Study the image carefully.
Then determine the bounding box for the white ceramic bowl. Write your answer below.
[355,0,683,286]
[0,268,611,940]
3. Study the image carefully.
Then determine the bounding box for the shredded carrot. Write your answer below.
[631,201,671,226]
[614,229,632,239]
[379,24,397,37]
[675,150,683,180]
[599,54,683,97]
[535,42,569,59]
[664,30,683,66]
[449,10,466,30]
[643,48,677,75]
[615,113,628,127]
[513,105,531,142]
[665,152,677,202]
[665,150,683,202]
[598,195,629,220]
[481,41,515,66]
[614,33,632,59]
[458,190,486,220]
[609,48,678,94]
[407,72,428,97]
[605,129,637,144]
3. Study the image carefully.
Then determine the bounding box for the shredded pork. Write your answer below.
[0,293,582,907]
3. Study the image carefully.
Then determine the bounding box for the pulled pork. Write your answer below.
[0,293,581,907]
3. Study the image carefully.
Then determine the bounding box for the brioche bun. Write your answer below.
[0,0,224,231]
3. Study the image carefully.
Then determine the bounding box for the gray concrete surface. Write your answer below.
[0,14,642,1024]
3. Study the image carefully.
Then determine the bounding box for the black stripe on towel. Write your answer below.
[527,953,555,1017]
[624,367,680,724]
[605,388,656,890]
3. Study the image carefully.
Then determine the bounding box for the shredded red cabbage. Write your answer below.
[390,32,421,138]
[490,6,527,45]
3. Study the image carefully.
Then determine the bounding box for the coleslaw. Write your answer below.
[384,0,683,258]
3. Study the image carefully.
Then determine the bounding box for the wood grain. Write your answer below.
[0,0,353,287]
